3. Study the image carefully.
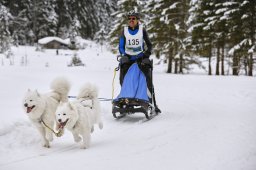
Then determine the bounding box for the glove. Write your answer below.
[143,51,151,58]
[118,53,126,61]
[120,54,130,64]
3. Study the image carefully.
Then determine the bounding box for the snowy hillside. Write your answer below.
[0,43,256,170]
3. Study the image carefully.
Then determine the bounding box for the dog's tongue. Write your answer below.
[58,123,65,129]
[26,107,32,113]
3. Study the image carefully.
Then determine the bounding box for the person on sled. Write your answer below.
[118,9,160,113]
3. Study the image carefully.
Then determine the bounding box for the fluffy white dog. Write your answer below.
[55,83,103,149]
[23,77,70,148]
[76,83,103,131]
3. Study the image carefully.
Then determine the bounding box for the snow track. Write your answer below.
[0,121,77,167]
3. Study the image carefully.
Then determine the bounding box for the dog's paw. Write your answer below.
[80,144,88,149]
[74,136,82,143]
[98,122,103,129]
[42,142,50,148]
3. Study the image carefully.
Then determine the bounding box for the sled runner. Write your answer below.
[112,61,161,120]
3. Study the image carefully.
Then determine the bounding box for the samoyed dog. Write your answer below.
[23,77,70,148]
[55,83,103,149]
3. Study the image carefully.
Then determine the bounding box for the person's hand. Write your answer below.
[117,54,125,58]
[117,54,123,62]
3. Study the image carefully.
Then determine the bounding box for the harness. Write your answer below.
[39,118,63,137]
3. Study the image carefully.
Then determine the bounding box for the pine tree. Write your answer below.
[36,0,57,39]
[192,0,229,76]
[189,0,215,75]
[145,0,190,74]
[94,0,117,45]
[189,0,255,76]
[225,0,255,76]
[144,0,175,72]
[244,0,256,76]
[1,0,30,45]
[55,0,72,38]
[213,0,229,75]
[68,0,99,39]
[0,4,12,53]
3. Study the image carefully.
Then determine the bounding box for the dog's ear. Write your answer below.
[35,90,40,97]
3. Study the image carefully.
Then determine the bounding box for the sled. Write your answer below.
[112,61,160,120]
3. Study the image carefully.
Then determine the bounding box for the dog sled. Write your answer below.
[112,60,161,120]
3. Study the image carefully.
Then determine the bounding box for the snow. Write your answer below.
[38,37,69,45]
[64,36,95,49]
[169,2,180,10]
[222,2,238,6]
[241,14,249,19]
[215,8,228,15]
[161,8,168,15]
[241,1,249,6]
[228,39,252,55]
[204,16,215,22]
[248,45,255,54]
[224,9,239,16]
[0,43,256,170]
[220,15,229,21]
[188,23,204,33]
[203,10,211,15]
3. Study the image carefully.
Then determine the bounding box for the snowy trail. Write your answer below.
[0,120,76,166]
[1,90,256,170]
[0,46,256,170]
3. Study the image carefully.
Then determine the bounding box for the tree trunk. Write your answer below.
[244,56,248,76]
[174,59,178,74]
[248,53,253,76]
[167,50,173,73]
[208,47,212,75]
[179,53,183,74]
[232,53,239,76]
[208,41,212,75]
[221,46,225,75]
[0,34,2,53]
[208,55,212,75]
[248,0,255,76]
[216,46,220,75]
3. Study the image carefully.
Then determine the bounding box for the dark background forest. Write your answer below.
[0,0,255,76]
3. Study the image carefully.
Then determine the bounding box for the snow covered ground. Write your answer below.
[0,43,256,170]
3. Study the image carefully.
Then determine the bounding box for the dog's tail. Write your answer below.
[50,77,71,102]
[77,83,98,100]
[77,83,103,129]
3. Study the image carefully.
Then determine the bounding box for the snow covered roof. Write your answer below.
[38,37,69,45]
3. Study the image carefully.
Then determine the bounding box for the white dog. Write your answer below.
[55,83,103,149]
[23,77,70,148]
[76,83,103,131]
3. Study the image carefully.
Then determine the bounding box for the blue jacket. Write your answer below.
[119,24,152,61]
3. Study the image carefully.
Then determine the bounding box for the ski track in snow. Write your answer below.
[0,120,73,166]
[0,106,171,169]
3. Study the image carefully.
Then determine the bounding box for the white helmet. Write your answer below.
[127,9,140,19]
